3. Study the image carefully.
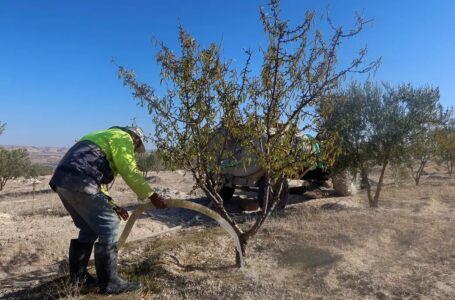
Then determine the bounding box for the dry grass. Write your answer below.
[1,164,454,299]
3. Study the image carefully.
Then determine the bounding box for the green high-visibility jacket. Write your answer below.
[80,128,154,200]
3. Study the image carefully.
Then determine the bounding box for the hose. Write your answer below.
[117,199,245,268]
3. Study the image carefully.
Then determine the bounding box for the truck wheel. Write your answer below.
[219,186,235,202]
[258,178,289,211]
[275,179,289,210]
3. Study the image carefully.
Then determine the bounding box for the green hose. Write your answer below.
[117,199,245,268]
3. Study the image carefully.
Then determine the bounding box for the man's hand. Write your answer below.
[113,206,129,221]
[149,193,167,209]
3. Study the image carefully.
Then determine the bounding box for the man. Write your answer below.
[50,126,167,294]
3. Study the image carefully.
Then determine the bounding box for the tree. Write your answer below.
[118,0,378,264]
[136,151,166,177]
[0,148,31,191]
[402,104,451,185]
[434,125,455,176]
[319,82,444,207]
[404,130,436,185]
[27,163,54,178]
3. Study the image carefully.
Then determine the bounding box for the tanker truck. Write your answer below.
[215,129,353,211]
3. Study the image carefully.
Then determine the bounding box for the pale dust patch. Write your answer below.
[0,213,12,224]
[435,280,455,296]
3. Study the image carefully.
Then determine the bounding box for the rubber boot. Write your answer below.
[69,239,98,287]
[94,243,143,294]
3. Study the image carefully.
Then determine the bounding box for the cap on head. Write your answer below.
[125,126,146,153]
[110,126,146,153]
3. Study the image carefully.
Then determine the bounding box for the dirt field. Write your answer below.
[0,162,454,299]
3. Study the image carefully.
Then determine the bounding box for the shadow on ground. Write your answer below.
[1,275,89,300]
[124,185,340,229]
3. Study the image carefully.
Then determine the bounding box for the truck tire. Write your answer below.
[276,179,289,210]
[258,178,289,211]
[219,186,235,202]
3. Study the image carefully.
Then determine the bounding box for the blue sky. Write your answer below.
[1,0,454,147]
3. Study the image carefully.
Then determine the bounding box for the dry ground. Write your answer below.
[0,162,454,299]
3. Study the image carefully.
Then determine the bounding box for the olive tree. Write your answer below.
[319,82,443,207]
[434,124,455,176]
[0,148,31,191]
[402,120,449,185]
[402,105,451,185]
[136,151,166,177]
[404,130,436,185]
[27,163,53,177]
[118,0,378,264]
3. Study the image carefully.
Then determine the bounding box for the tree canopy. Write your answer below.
[319,81,444,207]
[0,148,32,191]
[434,124,455,176]
[118,0,379,263]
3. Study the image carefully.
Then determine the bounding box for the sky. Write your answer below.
[1,0,454,147]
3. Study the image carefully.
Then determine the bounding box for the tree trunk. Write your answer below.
[235,234,248,267]
[361,168,374,206]
[371,160,389,208]
[208,188,247,268]
[369,199,379,208]
[0,177,8,191]
[414,158,427,186]
[232,176,285,267]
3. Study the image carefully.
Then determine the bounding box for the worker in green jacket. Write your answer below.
[50,126,167,294]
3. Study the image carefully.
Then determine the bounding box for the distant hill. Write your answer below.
[0,145,67,168]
